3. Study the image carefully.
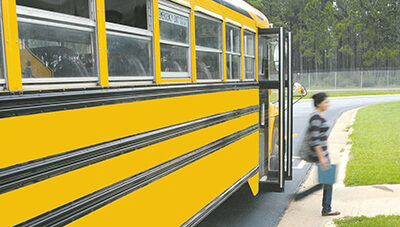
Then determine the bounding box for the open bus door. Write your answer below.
[258,27,293,191]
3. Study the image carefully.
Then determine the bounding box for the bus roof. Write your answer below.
[213,0,269,28]
[170,0,270,28]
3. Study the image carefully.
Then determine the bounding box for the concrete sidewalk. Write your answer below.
[278,108,400,227]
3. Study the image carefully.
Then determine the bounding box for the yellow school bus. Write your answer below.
[0,0,304,226]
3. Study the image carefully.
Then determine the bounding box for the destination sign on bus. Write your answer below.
[159,9,188,27]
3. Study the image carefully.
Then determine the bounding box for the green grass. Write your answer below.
[334,215,400,227]
[301,90,400,99]
[344,101,400,186]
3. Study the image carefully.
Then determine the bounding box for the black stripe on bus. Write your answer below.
[0,82,258,119]
[0,106,258,195]
[212,0,252,19]
[15,125,259,227]
[182,166,259,227]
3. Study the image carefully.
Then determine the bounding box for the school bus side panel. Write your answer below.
[0,89,259,226]
[69,132,259,226]
[0,89,257,168]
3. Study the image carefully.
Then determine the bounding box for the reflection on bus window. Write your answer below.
[268,39,279,80]
[107,35,152,77]
[226,25,241,80]
[245,34,255,56]
[105,0,147,29]
[160,44,188,73]
[195,16,222,50]
[195,14,222,80]
[245,57,255,79]
[244,31,255,79]
[159,8,190,76]
[197,52,221,80]
[159,12,188,44]
[226,55,241,80]
[258,36,268,79]
[17,0,89,18]
[18,22,97,78]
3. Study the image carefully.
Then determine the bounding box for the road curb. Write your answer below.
[336,109,359,188]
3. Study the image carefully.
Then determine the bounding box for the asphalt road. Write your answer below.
[198,95,400,227]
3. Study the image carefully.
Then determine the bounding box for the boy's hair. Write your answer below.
[312,92,328,107]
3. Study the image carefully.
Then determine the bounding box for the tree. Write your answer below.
[247,0,400,73]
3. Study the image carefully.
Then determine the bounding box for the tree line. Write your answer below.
[247,0,400,74]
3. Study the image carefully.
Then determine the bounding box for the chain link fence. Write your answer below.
[294,70,400,91]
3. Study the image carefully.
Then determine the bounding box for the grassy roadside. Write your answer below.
[344,101,400,186]
[301,90,400,99]
[334,215,400,227]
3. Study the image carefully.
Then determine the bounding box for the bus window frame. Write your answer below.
[16,6,96,28]
[195,12,223,82]
[16,1,100,86]
[0,4,7,88]
[159,1,191,79]
[105,0,155,82]
[225,23,241,82]
[244,30,256,81]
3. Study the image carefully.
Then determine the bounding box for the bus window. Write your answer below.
[258,36,268,80]
[16,1,98,80]
[105,0,147,30]
[244,31,256,80]
[107,34,153,78]
[195,14,222,80]
[226,25,241,80]
[105,0,153,79]
[159,6,190,78]
[17,0,89,18]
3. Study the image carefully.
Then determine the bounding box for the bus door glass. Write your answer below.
[258,27,293,191]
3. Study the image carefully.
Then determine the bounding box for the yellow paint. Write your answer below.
[269,103,279,154]
[192,0,258,30]
[248,172,259,196]
[170,0,191,7]
[0,89,258,168]
[0,113,258,226]
[285,133,298,140]
[96,0,109,87]
[296,86,303,94]
[160,78,193,83]
[153,0,162,84]
[20,48,52,78]
[293,133,298,138]
[2,0,22,91]
[69,132,259,227]
[269,102,279,117]
[0,0,282,224]
[248,10,269,29]
[190,9,197,82]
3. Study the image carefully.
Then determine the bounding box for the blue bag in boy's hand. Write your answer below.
[317,164,337,184]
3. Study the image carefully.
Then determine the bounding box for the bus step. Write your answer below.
[259,181,284,192]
